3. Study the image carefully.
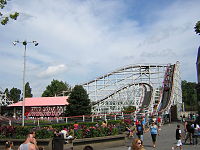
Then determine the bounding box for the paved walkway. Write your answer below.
[104,122,200,150]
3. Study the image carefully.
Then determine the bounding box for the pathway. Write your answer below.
[103,122,200,150]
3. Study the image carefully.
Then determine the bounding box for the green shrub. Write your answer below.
[15,126,32,139]
[111,127,119,135]
[36,129,54,139]
[0,125,16,138]
[75,129,83,139]
[0,119,127,139]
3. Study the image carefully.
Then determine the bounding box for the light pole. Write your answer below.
[13,40,38,126]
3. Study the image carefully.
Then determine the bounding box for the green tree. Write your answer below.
[42,79,71,97]
[65,85,91,116]
[194,21,200,35]
[25,82,33,98]
[0,0,19,25]
[182,80,197,109]
[9,87,21,103]
[3,88,11,102]
[4,88,10,97]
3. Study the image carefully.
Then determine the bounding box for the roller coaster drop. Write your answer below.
[82,62,182,117]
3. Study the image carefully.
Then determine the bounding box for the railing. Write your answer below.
[3,110,150,126]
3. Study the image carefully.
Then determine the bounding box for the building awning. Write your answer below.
[8,96,68,107]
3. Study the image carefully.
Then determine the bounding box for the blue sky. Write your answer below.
[0,0,200,97]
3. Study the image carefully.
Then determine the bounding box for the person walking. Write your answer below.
[129,138,145,150]
[191,122,200,145]
[184,121,192,144]
[146,121,159,148]
[136,121,144,142]
[172,125,183,150]
[18,133,38,150]
[126,123,136,137]
[141,117,146,130]
[157,116,162,130]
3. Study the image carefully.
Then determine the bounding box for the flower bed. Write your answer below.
[0,125,54,139]
[0,119,130,139]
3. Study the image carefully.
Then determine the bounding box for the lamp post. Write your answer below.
[13,40,38,126]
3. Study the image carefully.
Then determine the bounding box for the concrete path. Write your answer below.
[103,122,200,150]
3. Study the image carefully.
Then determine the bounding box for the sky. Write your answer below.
[0,0,200,97]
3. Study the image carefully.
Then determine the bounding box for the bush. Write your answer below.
[15,126,32,139]
[36,129,54,139]
[75,129,84,139]
[0,120,126,139]
[0,126,16,138]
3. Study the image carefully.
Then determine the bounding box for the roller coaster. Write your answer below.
[82,62,182,116]
[0,62,182,119]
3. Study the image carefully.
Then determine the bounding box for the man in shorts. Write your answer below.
[172,125,183,150]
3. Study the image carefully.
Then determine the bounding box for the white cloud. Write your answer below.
[0,0,200,96]
[38,64,68,78]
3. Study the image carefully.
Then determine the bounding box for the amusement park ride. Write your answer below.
[0,62,182,119]
[82,62,182,117]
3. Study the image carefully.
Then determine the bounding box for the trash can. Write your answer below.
[52,134,65,150]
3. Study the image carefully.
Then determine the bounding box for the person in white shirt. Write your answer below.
[191,122,200,145]
[18,133,37,150]
[60,128,68,139]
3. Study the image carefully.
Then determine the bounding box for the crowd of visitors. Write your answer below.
[3,113,200,150]
[126,115,161,150]
[183,120,200,145]
[126,113,200,150]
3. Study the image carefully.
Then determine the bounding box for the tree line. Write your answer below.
[1,79,198,110]
[181,80,198,111]
[1,79,71,102]
[1,79,91,116]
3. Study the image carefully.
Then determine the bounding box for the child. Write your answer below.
[126,124,135,137]
[172,125,182,150]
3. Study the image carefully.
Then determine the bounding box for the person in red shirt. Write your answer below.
[135,119,139,126]
[73,121,79,130]
[157,116,162,130]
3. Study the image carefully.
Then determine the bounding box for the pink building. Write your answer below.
[9,96,68,117]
